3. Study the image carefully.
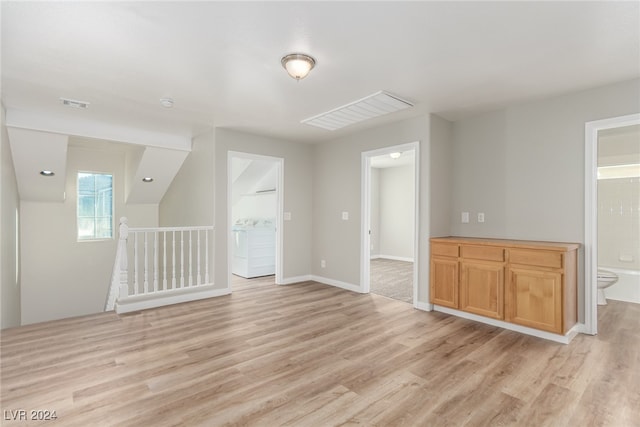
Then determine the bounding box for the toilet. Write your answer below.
[597,269,619,305]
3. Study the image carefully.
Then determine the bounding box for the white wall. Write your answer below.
[597,177,639,271]
[1,106,21,329]
[312,114,452,304]
[233,193,277,224]
[160,129,313,287]
[370,168,380,257]
[159,131,214,227]
[450,78,640,322]
[378,165,415,260]
[215,129,313,285]
[451,79,640,240]
[20,145,159,325]
[232,161,278,224]
[429,114,453,236]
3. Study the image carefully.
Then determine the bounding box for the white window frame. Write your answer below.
[77,171,115,242]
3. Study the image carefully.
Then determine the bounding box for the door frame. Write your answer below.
[583,113,640,335]
[227,151,284,288]
[361,141,420,306]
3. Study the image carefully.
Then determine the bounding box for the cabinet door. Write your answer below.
[430,257,458,308]
[460,261,504,319]
[506,268,563,333]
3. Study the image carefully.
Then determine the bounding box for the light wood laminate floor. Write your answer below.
[2,278,639,426]
[370,259,413,304]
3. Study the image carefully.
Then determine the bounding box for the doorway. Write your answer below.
[227,151,284,289]
[584,113,640,335]
[361,142,419,306]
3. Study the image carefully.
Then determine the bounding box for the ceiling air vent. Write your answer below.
[301,91,413,131]
[60,97,90,109]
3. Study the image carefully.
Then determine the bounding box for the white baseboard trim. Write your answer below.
[278,275,313,285]
[415,301,433,311]
[310,275,363,294]
[115,285,230,314]
[376,255,414,263]
[433,305,578,344]
[574,322,593,335]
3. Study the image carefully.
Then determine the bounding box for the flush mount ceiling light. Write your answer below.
[302,91,413,131]
[40,170,55,176]
[142,177,154,183]
[389,152,402,159]
[60,97,89,109]
[281,53,316,80]
[160,98,174,108]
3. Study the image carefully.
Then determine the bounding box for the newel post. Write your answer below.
[118,217,129,298]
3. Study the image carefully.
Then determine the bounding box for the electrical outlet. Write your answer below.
[321,260,326,268]
[462,212,469,223]
[478,212,485,223]
[342,211,349,220]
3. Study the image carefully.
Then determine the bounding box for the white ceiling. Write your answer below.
[2,1,638,148]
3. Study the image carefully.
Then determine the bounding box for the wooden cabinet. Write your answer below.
[460,260,504,319]
[430,257,459,308]
[430,242,459,308]
[430,237,579,336]
[459,244,505,319]
[506,248,577,334]
[506,267,562,333]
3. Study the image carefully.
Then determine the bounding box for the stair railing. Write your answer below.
[106,217,215,313]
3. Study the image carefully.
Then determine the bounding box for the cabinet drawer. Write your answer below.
[509,249,562,269]
[461,245,504,262]
[432,242,459,258]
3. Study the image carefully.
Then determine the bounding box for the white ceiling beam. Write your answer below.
[5,108,192,152]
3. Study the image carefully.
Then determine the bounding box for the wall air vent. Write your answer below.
[301,91,413,131]
[60,97,90,109]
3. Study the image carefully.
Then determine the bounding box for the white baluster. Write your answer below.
[134,231,139,295]
[144,232,149,294]
[180,231,185,288]
[153,231,158,293]
[172,231,176,289]
[189,230,193,287]
[197,230,202,285]
[163,231,167,291]
[205,229,209,284]
[118,217,129,299]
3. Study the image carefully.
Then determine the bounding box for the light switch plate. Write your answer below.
[284,212,292,221]
[342,211,349,220]
[462,212,469,223]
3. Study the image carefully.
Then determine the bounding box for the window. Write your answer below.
[77,172,113,240]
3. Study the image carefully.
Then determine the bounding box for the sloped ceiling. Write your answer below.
[7,131,188,205]
[6,127,68,202]
[126,147,189,204]
[231,158,278,207]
